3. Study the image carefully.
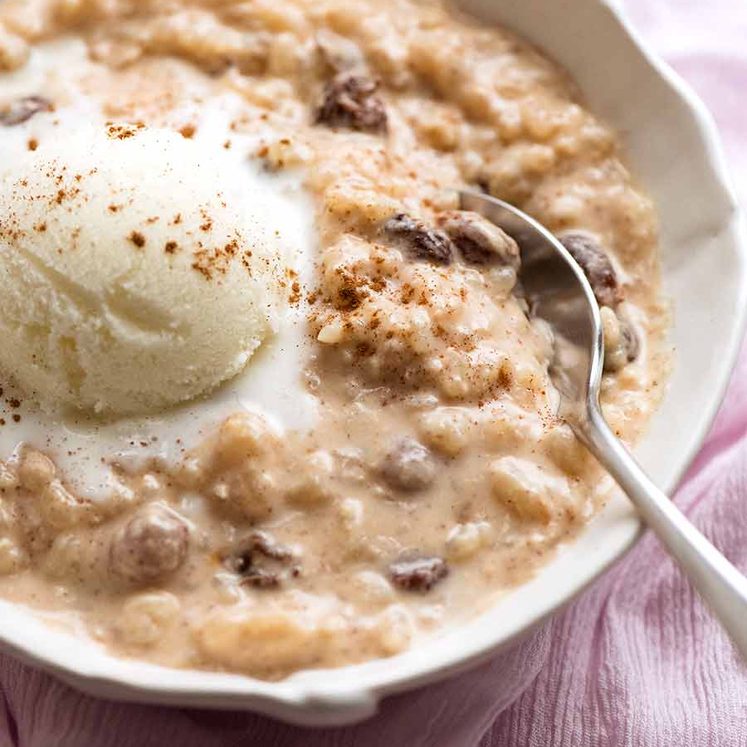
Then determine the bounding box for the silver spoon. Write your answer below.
[460,189,747,660]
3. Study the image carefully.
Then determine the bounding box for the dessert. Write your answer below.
[0,0,670,680]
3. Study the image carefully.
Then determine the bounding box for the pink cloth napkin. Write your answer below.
[2,1,746,744]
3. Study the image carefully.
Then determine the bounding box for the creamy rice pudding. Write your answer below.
[0,0,669,679]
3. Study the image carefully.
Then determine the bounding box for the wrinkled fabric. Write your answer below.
[1,0,746,744]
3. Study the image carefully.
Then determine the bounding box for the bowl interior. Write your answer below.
[0,0,744,726]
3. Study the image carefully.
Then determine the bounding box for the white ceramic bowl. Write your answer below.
[1,0,745,726]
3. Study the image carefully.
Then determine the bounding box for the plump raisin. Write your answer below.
[315,72,387,133]
[383,214,454,265]
[559,232,622,308]
[109,505,189,585]
[389,556,449,592]
[224,530,298,589]
[438,210,521,269]
[380,437,437,492]
[0,96,53,127]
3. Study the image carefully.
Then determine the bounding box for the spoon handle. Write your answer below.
[579,403,747,660]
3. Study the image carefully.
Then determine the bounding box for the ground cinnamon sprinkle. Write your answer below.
[338,285,363,310]
[128,231,146,248]
[400,283,415,304]
[27,138,38,151]
[106,122,145,140]
[191,239,241,280]
[497,363,513,389]
[179,124,196,139]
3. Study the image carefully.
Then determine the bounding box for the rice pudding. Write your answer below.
[0,0,669,679]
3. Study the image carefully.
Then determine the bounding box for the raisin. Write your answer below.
[380,437,437,492]
[224,530,298,589]
[602,308,640,372]
[389,555,449,592]
[0,96,53,127]
[383,214,454,265]
[315,72,387,133]
[621,318,639,363]
[558,232,623,308]
[438,210,520,269]
[109,505,189,585]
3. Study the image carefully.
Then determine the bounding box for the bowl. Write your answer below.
[0,0,744,726]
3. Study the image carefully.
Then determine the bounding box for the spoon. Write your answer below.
[460,189,747,660]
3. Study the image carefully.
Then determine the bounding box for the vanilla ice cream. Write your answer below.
[0,120,287,416]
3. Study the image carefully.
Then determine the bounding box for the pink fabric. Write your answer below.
[2,1,747,744]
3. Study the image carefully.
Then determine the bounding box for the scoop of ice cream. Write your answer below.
[0,121,285,416]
